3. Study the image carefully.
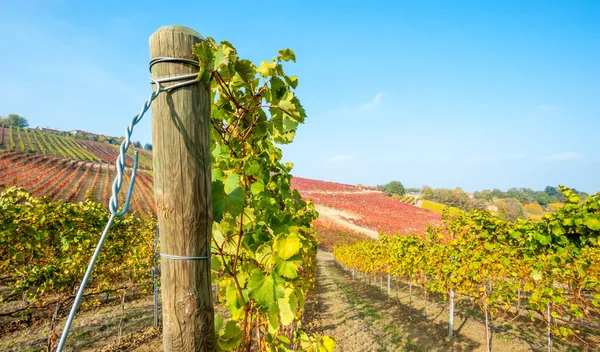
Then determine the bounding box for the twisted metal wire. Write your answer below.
[56,57,200,352]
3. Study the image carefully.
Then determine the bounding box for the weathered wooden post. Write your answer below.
[387,273,391,298]
[149,25,215,351]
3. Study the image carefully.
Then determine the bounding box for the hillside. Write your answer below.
[291,177,441,234]
[0,151,155,215]
[0,126,153,169]
[0,141,440,234]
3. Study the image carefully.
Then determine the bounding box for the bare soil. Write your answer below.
[0,290,157,352]
[315,205,379,239]
[303,250,539,352]
[1,251,585,351]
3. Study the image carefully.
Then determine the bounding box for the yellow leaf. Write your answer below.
[274,233,302,260]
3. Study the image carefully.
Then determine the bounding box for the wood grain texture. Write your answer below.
[149,25,215,352]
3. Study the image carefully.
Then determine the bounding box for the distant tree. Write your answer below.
[405,187,420,193]
[133,141,142,149]
[421,186,434,200]
[494,197,524,222]
[545,186,566,202]
[489,188,504,199]
[545,186,560,197]
[523,203,543,215]
[471,198,490,211]
[474,189,492,201]
[548,195,560,204]
[384,181,405,196]
[144,143,153,151]
[0,114,29,128]
[533,191,550,206]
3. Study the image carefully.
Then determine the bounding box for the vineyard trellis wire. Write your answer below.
[55,56,201,352]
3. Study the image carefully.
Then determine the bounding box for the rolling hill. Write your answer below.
[0,129,440,233]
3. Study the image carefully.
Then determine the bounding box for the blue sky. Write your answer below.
[1,1,598,192]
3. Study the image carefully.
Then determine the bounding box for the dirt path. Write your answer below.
[303,250,536,352]
[315,205,379,239]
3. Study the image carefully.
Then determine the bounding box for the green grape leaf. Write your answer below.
[584,216,600,231]
[214,314,224,333]
[247,270,285,307]
[212,181,245,222]
[218,320,242,350]
[278,48,296,62]
[234,59,255,83]
[224,174,240,194]
[275,257,299,279]
[250,181,264,195]
[284,75,298,89]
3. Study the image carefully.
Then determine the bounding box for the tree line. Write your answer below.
[377,179,593,222]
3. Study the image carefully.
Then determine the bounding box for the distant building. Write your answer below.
[70,129,99,138]
[36,126,61,134]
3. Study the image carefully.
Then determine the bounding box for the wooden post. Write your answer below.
[150,25,215,351]
[387,274,391,298]
[448,288,454,338]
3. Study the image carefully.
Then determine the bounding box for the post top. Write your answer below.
[151,25,202,39]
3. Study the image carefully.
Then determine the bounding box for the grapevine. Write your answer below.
[88,163,102,200]
[0,187,155,313]
[32,160,76,196]
[23,128,35,152]
[9,125,15,150]
[48,161,83,199]
[38,131,58,157]
[31,130,48,155]
[47,133,69,158]
[67,163,92,202]
[17,127,25,151]
[193,38,334,351]
[334,186,600,348]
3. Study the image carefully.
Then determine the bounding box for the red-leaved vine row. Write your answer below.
[7,156,52,185]
[32,160,77,197]
[0,154,49,181]
[102,164,112,208]
[22,158,72,189]
[48,162,83,199]
[88,163,102,199]
[134,172,157,214]
[67,163,92,202]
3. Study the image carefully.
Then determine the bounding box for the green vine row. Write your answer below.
[335,186,600,348]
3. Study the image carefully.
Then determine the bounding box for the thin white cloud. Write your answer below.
[326,155,355,163]
[540,152,584,162]
[360,93,384,110]
[463,154,528,164]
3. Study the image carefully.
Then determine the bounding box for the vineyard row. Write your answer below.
[334,186,600,349]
